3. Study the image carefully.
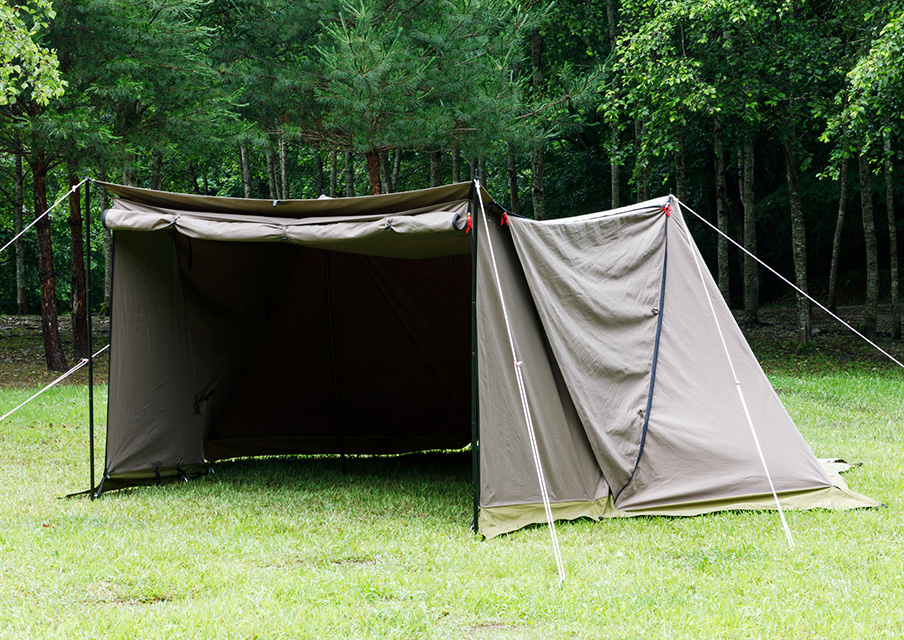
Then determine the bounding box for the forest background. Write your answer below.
[1,0,903,371]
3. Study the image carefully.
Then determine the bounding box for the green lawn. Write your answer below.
[0,366,901,639]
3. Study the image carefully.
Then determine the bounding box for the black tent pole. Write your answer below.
[96,187,116,499]
[469,178,480,532]
[84,177,95,499]
[324,250,347,474]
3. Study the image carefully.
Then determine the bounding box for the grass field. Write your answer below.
[1,316,903,638]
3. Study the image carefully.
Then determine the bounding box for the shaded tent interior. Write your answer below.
[97,181,878,537]
[99,182,480,489]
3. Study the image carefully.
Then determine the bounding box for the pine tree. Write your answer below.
[1,0,231,369]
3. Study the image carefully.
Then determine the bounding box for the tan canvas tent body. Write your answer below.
[98,181,876,537]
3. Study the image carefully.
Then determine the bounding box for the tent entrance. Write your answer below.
[103,230,473,487]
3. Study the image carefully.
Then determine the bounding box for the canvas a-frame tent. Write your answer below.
[96,180,877,537]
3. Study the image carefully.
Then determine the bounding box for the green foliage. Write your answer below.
[0,0,66,106]
[612,1,840,152]
[304,0,546,156]
[1,0,904,318]
[0,0,235,182]
[823,4,904,154]
[71,0,236,166]
[310,0,448,151]
[223,0,582,169]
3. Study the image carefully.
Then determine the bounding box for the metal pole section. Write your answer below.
[469,179,480,532]
[84,178,95,499]
[324,250,347,474]
[97,199,116,499]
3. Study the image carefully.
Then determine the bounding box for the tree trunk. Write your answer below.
[391,150,401,192]
[531,145,545,219]
[714,119,730,302]
[430,149,443,187]
[530,25,543,89]
[31,152,68,371]
[279,134,289,199]
[452,144,462,183]
[98,165,113,316]
[378,152,390,194]
[742,138,758,325]
[329,150,338,198]
[265,149,278,199]
[675,132,687,203]
[610,124,621,209]
[344,152,355,197]
[607,0,620,209]
[121,167,137,189]
[68,168,89,360]
[315,150,325,196]
[530,27,546,220]
[239,142,252,198]
[606,0,618,51]
[366,150,381,195]
[827,157,848,313]
[859,153,879,336]
[507,141,520,215]
[783,141,811,346]
[478,158,487,185]
[885,133,900,339]
[121,152,138,188]
[635,119,650,201]
[187,163,201,194]
[150,149,163,191]
[14,155,27,315]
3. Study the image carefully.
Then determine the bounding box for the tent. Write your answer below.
[96,180,877,538]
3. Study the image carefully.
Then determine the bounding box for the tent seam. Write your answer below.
[615,208,669,504]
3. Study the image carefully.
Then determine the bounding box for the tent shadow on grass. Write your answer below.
[204,450,472,488]
[183,451,476,525]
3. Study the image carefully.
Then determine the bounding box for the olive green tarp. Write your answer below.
[97,181,878,537]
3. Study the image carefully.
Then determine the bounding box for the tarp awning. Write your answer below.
[100,180,494,258]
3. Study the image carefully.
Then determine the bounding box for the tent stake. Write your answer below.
[84,177,95,500]
[324,250,347,474]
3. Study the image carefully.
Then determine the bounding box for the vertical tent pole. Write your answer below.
[469,180,480,532]
[96,192,116,499]
[84,178,95,499]
[324,250,347,474]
